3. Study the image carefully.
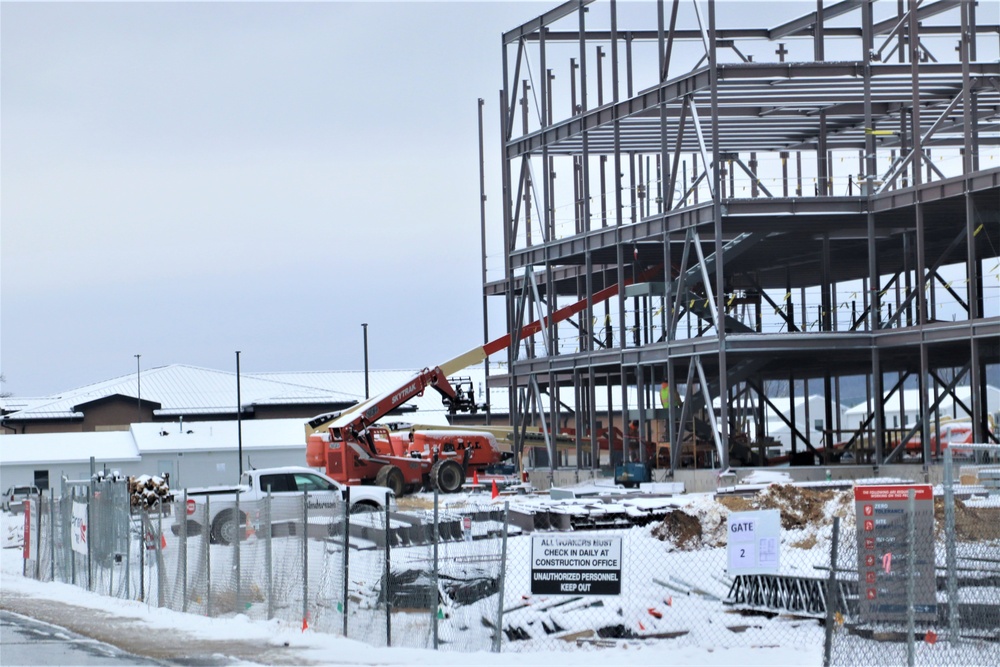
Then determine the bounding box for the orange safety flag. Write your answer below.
[491,479,499,499]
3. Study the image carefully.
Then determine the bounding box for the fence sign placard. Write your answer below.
[71,500,88,555]
[727,509,781,575]
[531,534,622,595]
[854,484,936,621]
[22,500,32,560]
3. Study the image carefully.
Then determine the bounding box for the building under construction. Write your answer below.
[480,0,1000,476]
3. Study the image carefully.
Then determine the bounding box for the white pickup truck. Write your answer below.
[185,466,393,544]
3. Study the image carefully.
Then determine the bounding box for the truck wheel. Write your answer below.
[374,465,405,497]
[349,500,380,515]
[211,509,246,546]
[430,459,464,494]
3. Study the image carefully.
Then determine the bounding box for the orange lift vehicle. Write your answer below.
[305,265,664,496]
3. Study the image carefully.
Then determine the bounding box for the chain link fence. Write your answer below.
[828,447,1000,667]
[495,486,834,652]
[20,480,509,652]
[17,464,1000,661]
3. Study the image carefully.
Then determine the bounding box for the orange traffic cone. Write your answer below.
[473,469,480,485]
[491,479,499,499]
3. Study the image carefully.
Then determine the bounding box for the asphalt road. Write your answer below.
[0,591,316,666]
[1,609,165,666]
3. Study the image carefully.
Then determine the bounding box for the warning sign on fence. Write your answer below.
[530,534,622,595]
[854,484,936,622]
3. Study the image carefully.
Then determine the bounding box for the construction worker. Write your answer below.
[660,381,682,410]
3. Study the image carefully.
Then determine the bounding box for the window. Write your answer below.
[294,474,334,492]
[258,474,295,493]
[34,470,49,492]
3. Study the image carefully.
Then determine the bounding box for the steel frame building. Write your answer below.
[480,0,999,474]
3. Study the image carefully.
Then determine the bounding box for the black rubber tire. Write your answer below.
[211,509,246,546]
[374,465,405,497]
[430,459,464,494]
[349,500,380,515]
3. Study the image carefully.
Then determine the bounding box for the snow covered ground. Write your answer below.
[0,489,827,666]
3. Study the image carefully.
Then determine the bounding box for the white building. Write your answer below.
[0,418,312,492]
[842,385,1000,433]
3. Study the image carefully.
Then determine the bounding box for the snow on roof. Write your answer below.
[130,419,307,454]
[3,365,363,421]
[0,431,139,466]
[2,365,509,423]
[0,419,313,467]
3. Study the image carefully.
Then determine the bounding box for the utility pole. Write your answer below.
[134,354,142,423]
[362,323,370,400]
[236,351,243,476]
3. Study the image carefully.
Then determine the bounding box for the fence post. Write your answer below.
[943,448,959,644]
[384,490,391,647]
[206,496,212,617]
[432,485,439,649]
[87,478,93,592]
[235,489,242,613]
[181,490,188,612]
[493,501,510,653]
[124,490,130,600]
[156,500,165,607]
[342,486,350,637]
[49,488,56,583]
[823,516,840,667]
[71,486,78,587]
[906,488,916,667]
[35,494,42,581]
[302,491,309,630]
[266,486,273,621]
[139,511,147,601]
[109,485,115,597]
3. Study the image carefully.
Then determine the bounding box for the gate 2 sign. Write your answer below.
[531,534,622,595]
[727,509,781,576]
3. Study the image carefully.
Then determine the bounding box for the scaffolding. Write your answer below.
[481,0,1000,474]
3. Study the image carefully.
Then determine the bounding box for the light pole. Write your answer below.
[134,354,141,423]
[362,323,370,400]
[236,351,243,476]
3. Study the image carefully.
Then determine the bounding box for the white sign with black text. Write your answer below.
[531,534,622,595]
[727,509,781,575]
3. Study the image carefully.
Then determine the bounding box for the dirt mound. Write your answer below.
[650,484,997,553]
[653,485,855,551]
[651,509,703,549]
[933,496,1000,542]
[719,484,849,530]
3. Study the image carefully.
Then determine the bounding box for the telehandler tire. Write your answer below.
[430,459,464,494]
[375,465,406,497]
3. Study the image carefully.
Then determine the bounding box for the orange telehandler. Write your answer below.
[305,264,664,496]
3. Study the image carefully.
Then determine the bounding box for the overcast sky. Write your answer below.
[2,1,557,397]
[3,1,995,399]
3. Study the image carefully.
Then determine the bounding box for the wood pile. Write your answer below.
[129,474,173,511]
